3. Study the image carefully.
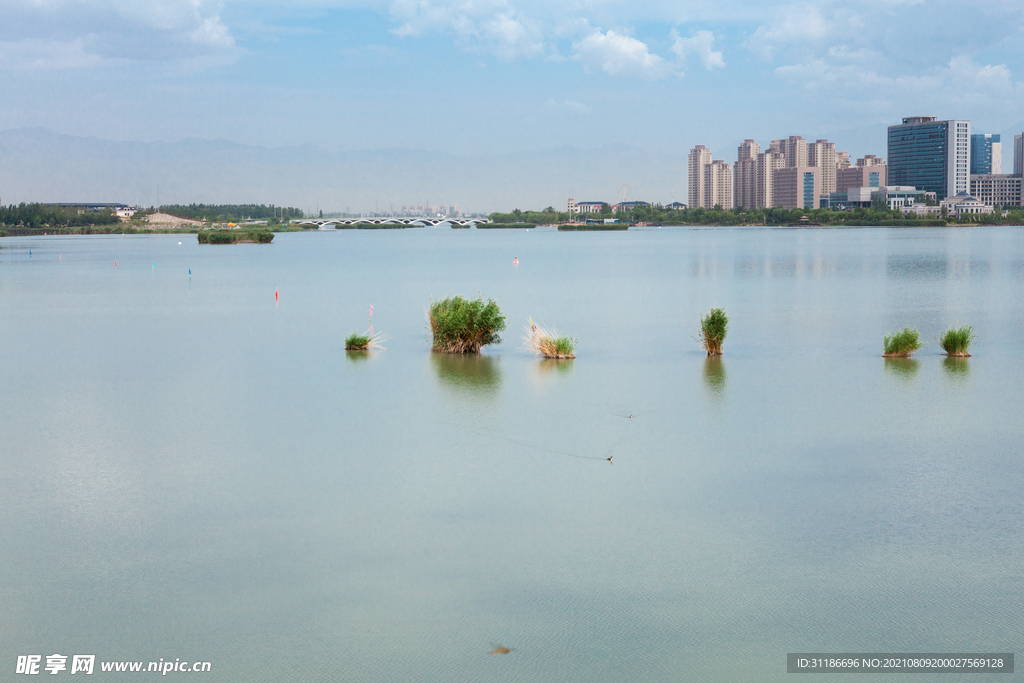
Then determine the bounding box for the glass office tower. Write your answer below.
[887,116,970,200]
[970,133,1000,175]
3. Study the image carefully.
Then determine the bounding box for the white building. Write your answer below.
[939,192,993,217]
[969,175,1023,207]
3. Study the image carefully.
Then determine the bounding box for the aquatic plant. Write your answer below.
[882,327,923,357]
[938,325,975,357]
[344,330,383,351]
[428,295,506,354]
[698,308,728,355]
[197,229,274,244]
[525,319,576,359]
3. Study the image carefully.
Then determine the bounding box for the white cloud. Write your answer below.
[572,29,674,79]
[0,0,236,66]
[388,0,543,58]
[670,29,723,70]
[543,98,591,115]
[743,4,831,60]
[0,36,111,70]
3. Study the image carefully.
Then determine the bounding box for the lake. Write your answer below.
[1,226,1021,681]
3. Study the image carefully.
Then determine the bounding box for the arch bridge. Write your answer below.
[296,218,487,228]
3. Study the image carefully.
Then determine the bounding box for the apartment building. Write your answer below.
[688,145,712,209]
[773,167,819,209]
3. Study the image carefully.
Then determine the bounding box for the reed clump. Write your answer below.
[882,327,923,357]
[429,295,506,354]
[698,308,728,355]
[344,330,382,351]
[939,325,975,357]
[525,319,576,359]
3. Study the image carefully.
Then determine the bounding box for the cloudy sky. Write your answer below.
[2,0,1024,207]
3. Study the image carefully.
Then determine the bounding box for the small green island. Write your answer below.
[197,230,274,244]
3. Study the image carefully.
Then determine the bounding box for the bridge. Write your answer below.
[295,218,487,228]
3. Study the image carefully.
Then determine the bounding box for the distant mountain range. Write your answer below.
[0,127,683,214]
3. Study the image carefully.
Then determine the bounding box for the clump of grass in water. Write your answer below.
[429,295,506,354]
[938,325,975,357]
[698,308,728,356]
[525,319,576,359]
[882,327,923,357]
[344,330,382,351]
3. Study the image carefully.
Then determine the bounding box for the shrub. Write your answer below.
[429,295,506,353]
[698,308,728,355]
[939,325,975,357]
[344,329,382,351]
[525,319,576,359]
[882,327,923,357]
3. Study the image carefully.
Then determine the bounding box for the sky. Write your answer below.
[2,0,1024,209]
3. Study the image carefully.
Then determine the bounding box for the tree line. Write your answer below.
[0,203,120,228]
[159,204,304,222]
[490,203,1024,226]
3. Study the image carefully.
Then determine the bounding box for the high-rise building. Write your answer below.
[755,150,786,208]
[704,161,733,209]
[887,116,970,200]
[734,140,760,209]
[780,136,808,168]
[971,133,1002,175]
[836,151,851,169]
[808,139,837,198]
[757,150,786,209]
[688,145,712,209]
[773,167,819,209]
[837,158,887,193]
[1014,134,1023,176]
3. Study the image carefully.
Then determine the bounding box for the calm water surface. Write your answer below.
[1,227,1022,681]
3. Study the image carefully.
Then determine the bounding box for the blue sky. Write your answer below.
[2,0,1024,207]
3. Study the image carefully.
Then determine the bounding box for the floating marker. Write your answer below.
[275,289,279,301]
[178,241,182,245]
[513,256,519,265]
[114,260,117,267]
[188,268,191,275]
[153,262,156,268]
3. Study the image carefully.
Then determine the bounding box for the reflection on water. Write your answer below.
[430,352,502,395]
[884,357,919,379]
[942,356,970,379]
[702,356,727,398]
[535,358,574,376]
[344,350,372,364]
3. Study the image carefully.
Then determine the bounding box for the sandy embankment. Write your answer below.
[145,212,204,227]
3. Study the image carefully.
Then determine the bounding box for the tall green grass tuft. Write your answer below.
[698,308,728,355]
[344,329,383,351]
[429,295,506,353]
[939,325,975,357]
[525,319,576,359]
[882,327,923,357]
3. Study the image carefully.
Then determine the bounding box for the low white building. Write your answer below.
[969,174,1023,207]
[939,192,993,218]
[568,200,605,215]
[115,206,137,220]
[902,203,942,217]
